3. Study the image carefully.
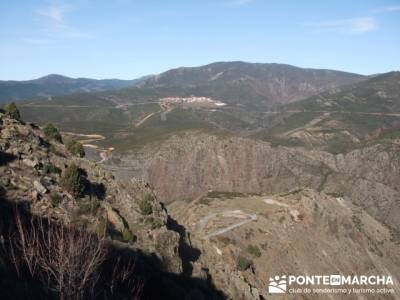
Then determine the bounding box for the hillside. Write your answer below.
[10,66,398,158]
[258,72,400,153]
[135,61,366,108]
[0,74,147,103]
[0,112,227,299]
[169,188,400,299]
[9,62,372,152]
[286,71,400,112]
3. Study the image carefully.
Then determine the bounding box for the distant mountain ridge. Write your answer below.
[141,61,364,87]
[137,61,367,108]
[0,74,150,103]
[1,61,368,108]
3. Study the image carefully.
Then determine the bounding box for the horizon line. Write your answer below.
[1,60,398,81]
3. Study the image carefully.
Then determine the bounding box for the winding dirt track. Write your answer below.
[196,197,303,239]
[283,112,331,136]
[63,132,105,144]
[134,112,157,127]
[63,132,112,164]
[134,103,173,128]
[197,210,257,239]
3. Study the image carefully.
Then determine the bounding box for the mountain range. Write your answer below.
[12,62,398,154]
[1,62,368,108]
[0,74,150,103]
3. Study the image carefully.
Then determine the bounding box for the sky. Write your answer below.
[0,0,399,80]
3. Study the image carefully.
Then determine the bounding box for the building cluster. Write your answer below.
[160,96,226,106]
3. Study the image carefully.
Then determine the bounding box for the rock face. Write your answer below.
[105,132,400,233]
[106,133,327,201]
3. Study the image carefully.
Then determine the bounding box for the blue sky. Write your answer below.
[0,0,399,80]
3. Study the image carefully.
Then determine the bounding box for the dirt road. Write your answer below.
[197,210,257,239]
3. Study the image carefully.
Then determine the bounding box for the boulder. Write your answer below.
[33,180,47,195]
[153,230,183,274]
[23,158,38,168]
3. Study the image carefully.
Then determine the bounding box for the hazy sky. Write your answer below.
[1,0,399,80]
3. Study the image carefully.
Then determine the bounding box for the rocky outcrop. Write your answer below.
[153,230,182,274]
[101,201,126,232]
[0,112,183,276]
[106,133,329,201]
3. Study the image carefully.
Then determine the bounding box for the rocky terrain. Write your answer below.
[0,112,173,261]
[0,112,230,299]
[103,132,400,234]
[169,188,400,299]
[103,130,400,299]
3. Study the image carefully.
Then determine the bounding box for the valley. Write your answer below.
[2,61,400,299]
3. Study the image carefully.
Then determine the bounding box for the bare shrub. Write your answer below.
[104,256,143,299]
[11,210,106,300]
